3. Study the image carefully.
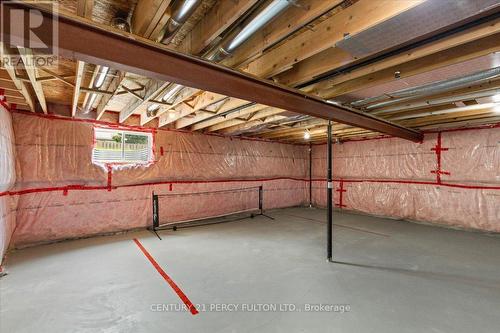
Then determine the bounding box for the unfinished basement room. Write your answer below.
[0,0,499,332]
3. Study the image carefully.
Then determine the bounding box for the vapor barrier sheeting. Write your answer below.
[0,104,16,263]
[7,112,308,248]
[312,126,500,232]
[1,110,499,252]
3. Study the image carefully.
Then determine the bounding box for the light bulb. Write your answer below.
[304,131,311,140]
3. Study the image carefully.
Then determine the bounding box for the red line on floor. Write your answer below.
[133,238,199,315]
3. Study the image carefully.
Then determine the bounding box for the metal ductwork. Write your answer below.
[159,0,203,44]
[388,102,500,121]
[372,87,500,115]
[150,0,203,117]
[352,66,500,109]
[151,0,294,118]
[206,0,296,62]
[83,11,132,114]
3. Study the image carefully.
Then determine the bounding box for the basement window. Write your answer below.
[92,128,153,164]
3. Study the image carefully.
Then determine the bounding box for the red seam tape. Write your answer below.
[107,165,113,191]
[1,177,500,198]
[335,180,347,208]
[430,132,450,184]
[133,239,198,315]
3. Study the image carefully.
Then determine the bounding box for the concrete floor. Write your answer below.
[1,207,500,333]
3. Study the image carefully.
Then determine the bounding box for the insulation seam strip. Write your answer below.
[335,180,347,208]
[1,177,499,199]
[430,132,451,184]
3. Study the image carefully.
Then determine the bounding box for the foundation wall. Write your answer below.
[6,112,309,248]
[312,127,500,232]
[0,105,17,263]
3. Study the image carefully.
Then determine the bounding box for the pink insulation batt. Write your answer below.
[0,109,498,257]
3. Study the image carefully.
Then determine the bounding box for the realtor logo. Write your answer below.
[0,1,58,69]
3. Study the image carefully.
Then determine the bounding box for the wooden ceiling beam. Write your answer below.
[241,0,423,78]
[223,0,345,68]
[256,118,328,139]
[416,116,500,130]
[308,32,500,99]
[216,109,287,134]
[176,98,251,129]
[180,0,259,55]
[119,80,169,123]
[191,103,268,131]
[96,71,126,120]
[5,3,422,141]
[370,79,500,113]
[276,17,500,87]
[0,44,35,111]
[158,101,193,127]
[170,0,421,127]
[17,47,47,113]
[76,0,93,19]
[71,60,84,116]
[132,0,173,40]
[169,0,344,113]
[1,88,24,99]
[75,0,93,115]
[140,86,198,125]
[396,107,499,127]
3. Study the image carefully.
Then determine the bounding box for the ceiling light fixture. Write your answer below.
[304,130,311,140]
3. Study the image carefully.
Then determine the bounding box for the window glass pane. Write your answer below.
[93,129,123,162]
[124,133,150,162]
[92,128,151,164]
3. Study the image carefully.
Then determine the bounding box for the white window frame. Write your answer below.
[92,127,153,164]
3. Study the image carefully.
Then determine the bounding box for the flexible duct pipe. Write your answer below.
[371,87,500,115]
[159,0,203,44]
[388,102,500,121]
[151,0,294,116]
[83,13,130,114]
[352,66,500,109]
[146,0,202,116]
[206,0,296,62]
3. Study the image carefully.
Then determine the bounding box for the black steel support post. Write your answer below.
[327,122,333,261]
[309,143,313,207]
[258,186,274,220]
[151,192,162,240]
[259,186,263,213]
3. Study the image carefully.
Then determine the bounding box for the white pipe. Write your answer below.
[94,66,109,88]
[160,0,203,44]
[389,102,500,121]
[208,0,294,62]
[372,87,500,115]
